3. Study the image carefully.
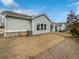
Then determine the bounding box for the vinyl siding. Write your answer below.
[32,16,51,35]
[6,17,31,32]
[60,24,66,30]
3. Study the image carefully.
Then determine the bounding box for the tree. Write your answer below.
[70,21,79,37]
[66,11,79,38]
[66,11,76,32]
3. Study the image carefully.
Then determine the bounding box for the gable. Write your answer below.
[32,14,51,35]
[32,14,51,23]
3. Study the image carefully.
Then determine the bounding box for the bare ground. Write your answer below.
[0,28,4,32]
[0,32,65,59]
[34,36,79,59]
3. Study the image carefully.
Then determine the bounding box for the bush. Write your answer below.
[70,22,79,38]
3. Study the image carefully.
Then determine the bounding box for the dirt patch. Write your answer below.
[0,32,65,59]
[0,28,4,32]
[34,36,79,59]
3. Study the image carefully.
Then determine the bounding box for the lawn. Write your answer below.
[0,33,65,59]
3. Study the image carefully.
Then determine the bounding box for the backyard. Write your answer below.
[0,32,65,59]
[34,35,79,59]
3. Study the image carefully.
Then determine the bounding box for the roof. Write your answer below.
[1,11,32,20]
[51,22,56,24]
[1,11,51,22]
[56,22,67,27]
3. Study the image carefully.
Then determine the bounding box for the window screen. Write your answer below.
[41,24,43,30]
[44,24,46,30]
[37,24,40,31]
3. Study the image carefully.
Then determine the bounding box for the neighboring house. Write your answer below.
[56,23,66,32]
[0,15,4,28]
[50,22,56,32]
[1,11,51,37]
[55,24,60,32]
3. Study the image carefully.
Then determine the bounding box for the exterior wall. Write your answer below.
[51,23,56,32]
[60,24,66,31]
[53,24,56,32]
[6,17,31,32]
[56,24,66,32]
[32,16,51,35]
[56,26,60,32]
[0,15,5,27]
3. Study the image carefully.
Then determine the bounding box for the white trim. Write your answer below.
[4,15,7,37]
[6,30,30,32]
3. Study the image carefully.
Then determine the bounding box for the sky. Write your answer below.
[0,0,79,23]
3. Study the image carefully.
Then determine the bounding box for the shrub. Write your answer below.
[70,22,79,38]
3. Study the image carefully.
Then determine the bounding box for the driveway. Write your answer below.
[34,37,79,59]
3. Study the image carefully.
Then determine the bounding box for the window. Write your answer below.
[37,24,40,31]
[44,24,46,30]
[37,24,46,31]
[55,27,57,32]
[51,25,53,29]
[41,24,43,30]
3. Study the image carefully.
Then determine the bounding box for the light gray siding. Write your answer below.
[32,16,51,35]
[53,24,55,32]
[51,23,56,32]
[60,24,66,31]
[6,17,31,32]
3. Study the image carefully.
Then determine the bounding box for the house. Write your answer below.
[50,22,56,32]
[0,14,4,28]
[1,11,51,37]
[55,23,66,32]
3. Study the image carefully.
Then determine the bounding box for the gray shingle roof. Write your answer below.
[1,11,32,20]
[1,11,51,22]
[56,22,67,27]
